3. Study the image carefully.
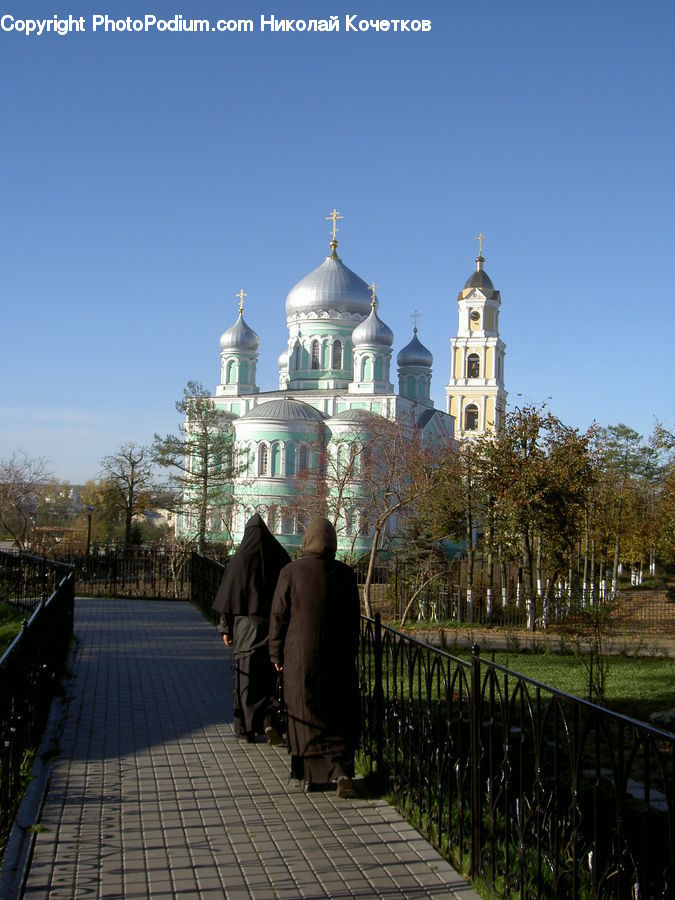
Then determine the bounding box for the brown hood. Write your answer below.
[302,517,337,558]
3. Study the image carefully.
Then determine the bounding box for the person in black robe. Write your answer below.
[212,513,291,744]
[269,517,361,797]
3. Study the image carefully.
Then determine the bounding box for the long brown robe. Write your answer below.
[269,518,361,784]
[213,514,290,737]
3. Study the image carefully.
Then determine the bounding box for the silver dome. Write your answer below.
[278,348,289,369]
[239,398,325,423]
[397,331,433,368]
[219,312,260,352]
[285,255,373,317]
[328,408,382,424]
[352,306,394,348]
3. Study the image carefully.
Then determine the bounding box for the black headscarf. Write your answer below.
[212,514,291,618]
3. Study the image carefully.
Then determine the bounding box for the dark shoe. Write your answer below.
[265,725,282,746]
[336,776,356,798]
[246,732,256,744]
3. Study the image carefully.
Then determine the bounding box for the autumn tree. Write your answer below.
[0,452,51,551]
[152,380,240,554]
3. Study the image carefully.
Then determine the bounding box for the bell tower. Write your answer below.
[446,235,507,437]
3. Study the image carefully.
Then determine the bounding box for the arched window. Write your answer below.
[298,445,308,473]
[311,340,320,370]
[361,357,372,381]
[258,444,269,475]
[226,360,236,384]
[285,442,295,476]
[332,340,342,370]
[337,444,347,474]
[467,354,480,378]
[345,508,354,537]
[240,360,249,383]
[465,405,479,431]
[293,341,301,371]
[271,442,281,476]
[268,506,277,533]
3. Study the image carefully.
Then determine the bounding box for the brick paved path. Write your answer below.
[9,600,477,899]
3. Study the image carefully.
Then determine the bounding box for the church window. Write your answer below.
[258,444,269,475]
[332,340,342,370]
[337,444,347,474]
[281,513,293,535]
[361,357,372,381]
[311,340,320,370]
[271,442,281,476]
[345,508,354,537]
[268,506,277,533]
[285,443,295,476]
[465,404,479,431]
[240,360,249,383]
[467,354,480,378]
[293,341,301,371]
[298,445,308,473]
[226,360,236,384]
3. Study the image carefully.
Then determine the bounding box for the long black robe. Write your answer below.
[269,518,361,784]
[213,514,290,736]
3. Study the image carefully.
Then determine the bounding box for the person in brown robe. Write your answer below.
[212,514,290,744]
[269,517,361,796]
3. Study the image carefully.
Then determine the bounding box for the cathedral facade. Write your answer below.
[177,214,506,555]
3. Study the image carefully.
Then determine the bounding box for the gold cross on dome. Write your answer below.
[475,232,485,256]
[411,309,422,332]
[325,208,344,241]
[236,289,247,313]
[369,282,378,307]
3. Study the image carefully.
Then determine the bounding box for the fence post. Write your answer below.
[373,612,385,786]
[470,641,481,878]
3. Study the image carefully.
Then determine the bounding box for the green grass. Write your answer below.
[436,647,675,722]
[0,602,24,655]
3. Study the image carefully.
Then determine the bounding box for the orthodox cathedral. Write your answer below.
[177,211,507,555]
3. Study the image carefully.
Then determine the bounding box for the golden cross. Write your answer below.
[411,309,422,331]
[236,288,247,313]
[325,208,344,241]
[369,282,378,307]
[475,232,485,256]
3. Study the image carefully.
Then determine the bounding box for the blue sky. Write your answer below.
[1,1,673,481]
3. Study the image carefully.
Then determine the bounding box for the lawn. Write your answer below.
[438,645,674,723]
[0,602,24,656]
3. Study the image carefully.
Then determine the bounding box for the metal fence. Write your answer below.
[0,550,73,613]
[360,615,674,898]
[0,560,74,837]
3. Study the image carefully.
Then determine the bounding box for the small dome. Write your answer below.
[239,398,325,423]
[278,349,289,370]
[285,254,373,317]
[351,305,394,347]
[219,312,260,352]
[328,408,382,424]
[397,331,433,368]
[463,256,494,295]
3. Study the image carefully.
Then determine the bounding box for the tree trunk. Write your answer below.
[521,529,536,630]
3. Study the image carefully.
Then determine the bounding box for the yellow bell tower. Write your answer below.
[446,235,507,437]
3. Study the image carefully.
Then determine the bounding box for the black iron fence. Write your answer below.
[190,552,226,623]
[0,551,73,613]
[360,615,674,898]
[0,560,74,838]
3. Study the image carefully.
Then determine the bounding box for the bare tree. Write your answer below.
[100,443,154,546]
[0,452,51,551]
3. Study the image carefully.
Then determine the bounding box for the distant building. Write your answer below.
[177,214,506,553]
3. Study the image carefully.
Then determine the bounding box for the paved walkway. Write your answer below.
[3,599,478,899]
